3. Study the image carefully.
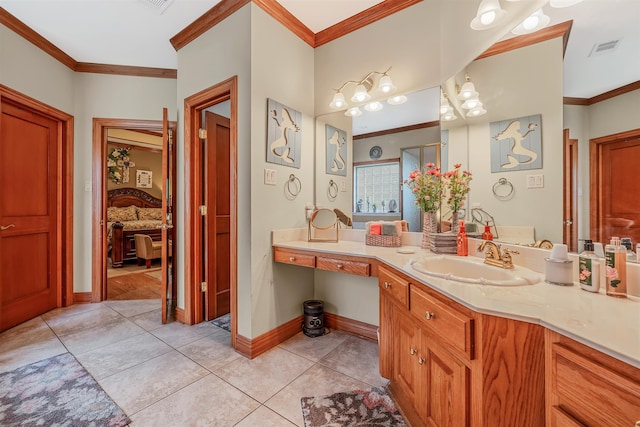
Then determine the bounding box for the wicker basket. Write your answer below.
[366,234,401,247]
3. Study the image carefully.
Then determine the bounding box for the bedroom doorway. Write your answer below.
[92,117,177,322]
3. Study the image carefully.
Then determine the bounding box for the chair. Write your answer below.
[133,234,162,268]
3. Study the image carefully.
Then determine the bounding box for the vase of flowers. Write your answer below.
[444,163,472,234]
[404,162,444,249]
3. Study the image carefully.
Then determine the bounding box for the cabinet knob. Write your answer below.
[409,347,417,355]
[418,356,425,365]
[337,264,343,269]
[424,311,435,320]
[384,281,391,289]
[289,257,295,262]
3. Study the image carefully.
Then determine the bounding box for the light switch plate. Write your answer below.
[341,180,348,192]
[526,174,544,188]
[264,168,277,185]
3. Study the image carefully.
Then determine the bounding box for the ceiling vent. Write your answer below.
[588,40,620,57]
[140,0,175,14]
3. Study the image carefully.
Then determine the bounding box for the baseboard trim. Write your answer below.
[324,312,378,342]
[233,312,378,359]
[175,307,185,324]
[73,292,92,304]
[235,315,303,359]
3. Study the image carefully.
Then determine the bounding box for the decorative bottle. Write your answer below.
[578,240,600,293]
[604,237,627,298]
[457,220,468,256]
[481,222,493,241]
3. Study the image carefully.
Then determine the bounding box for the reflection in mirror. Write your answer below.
[308,208,338,242]
[316,87,441,234]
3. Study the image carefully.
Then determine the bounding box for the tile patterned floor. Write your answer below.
[0,300,388,426]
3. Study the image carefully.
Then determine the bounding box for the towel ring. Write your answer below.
[285,174,301,198]
[492,178,514,200]
[328,180,339,201]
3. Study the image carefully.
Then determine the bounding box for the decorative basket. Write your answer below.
[366,234,401,247]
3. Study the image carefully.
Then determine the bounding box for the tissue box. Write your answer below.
[366,234,401,247]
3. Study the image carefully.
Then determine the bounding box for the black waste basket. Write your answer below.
[302,300,325,337]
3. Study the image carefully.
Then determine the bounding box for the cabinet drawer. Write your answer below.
[551,343,640,426]
[378,266,409,308]
[316,256,370,276]
[409,284,474,359]
[274,248,315,268]
[550,406,585,427]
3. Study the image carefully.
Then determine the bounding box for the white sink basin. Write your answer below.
[411,255,541,286]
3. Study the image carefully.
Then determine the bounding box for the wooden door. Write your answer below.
[591,130,640,246]
[0,99,60,331]
[204,112,231,320]
[393,308,421,407]
[563,129,578,252]
[160,108,176,323]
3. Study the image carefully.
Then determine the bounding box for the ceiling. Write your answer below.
[0,0,637,99]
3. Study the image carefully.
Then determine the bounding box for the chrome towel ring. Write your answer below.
[328,180,339,201]
[492,178,514,200]
[285,174,301,198]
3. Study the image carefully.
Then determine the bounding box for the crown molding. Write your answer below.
[564,80,640,106]
[75,63,177,79]
[353,120,439,140]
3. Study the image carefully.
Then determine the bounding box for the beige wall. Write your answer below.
[106,144,163,199]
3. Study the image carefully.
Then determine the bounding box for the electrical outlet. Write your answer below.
[84,181,92,192]
[264,168,277,185]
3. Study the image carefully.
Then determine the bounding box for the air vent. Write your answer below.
[140,0,174,14]
[588,40,620,57]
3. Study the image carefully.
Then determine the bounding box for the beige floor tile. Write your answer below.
[235,405,297,427]
[264,363,373,426]
[44,305,124,337]
[75,332,173,380]
[58,316,146,355]
[0,317,56,353]
[40,302,104,321]
[99,350,209,415]
[278,330,349,362]
[150,319,220,348]
[0,337,67,374]
[129,374,259,427]
[177,330,242,372]
[319,335,388,388]
[129,309,164,331]
[103,299,161,318]
[214,346,314,403]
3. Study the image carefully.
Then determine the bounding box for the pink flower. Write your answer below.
[579,268,591,281]
[409,170,417,179]
[454,163,462,168]
[425,162,435,168]
[605,266,618,280]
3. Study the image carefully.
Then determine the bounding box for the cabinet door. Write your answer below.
[393,307,421,408]
[419,339,470,427]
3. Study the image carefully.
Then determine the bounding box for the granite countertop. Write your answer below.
[272,230,640,369]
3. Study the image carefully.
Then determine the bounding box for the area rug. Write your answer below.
[301,387,407,426]
[210,313,231,332]
[0,352,130,426]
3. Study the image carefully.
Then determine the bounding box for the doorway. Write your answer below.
[184,77,238,349]
[563,129,578,252]
[92,117,177,322]
[0,85,73,332]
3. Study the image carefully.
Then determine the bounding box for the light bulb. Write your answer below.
[480,11,496,25]
[387,95,407,105]
[329,92,347,109]
[351,84,371,103]
[377,75,395,93]
[364,102,383,112]
[345,107,362,117]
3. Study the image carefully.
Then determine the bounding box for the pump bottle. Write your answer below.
[481,222,493,241]
[578,240,600,293]
[457,221,468,256]
[605,237,627,298]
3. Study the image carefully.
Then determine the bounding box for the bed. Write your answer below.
[107,188,163,268]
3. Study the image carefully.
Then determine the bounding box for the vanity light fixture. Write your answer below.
[457,74,479,101]
[549,0,584,7]
[345,107,362,117]
[440,90,457,122]
[329,67,395,110]
[470,0,506,30]
[455,73,487,117]
[512,8,550,35]
[364,101,384,112]
[387,95,407,105]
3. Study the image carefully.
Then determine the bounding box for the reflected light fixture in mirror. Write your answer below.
[365,101,384,112]
[387,95,407,105]
[345,107,362,117]
[440,89,457,122]
[457,73,486,117]
[512,8,550,35]
[470,0,507,30]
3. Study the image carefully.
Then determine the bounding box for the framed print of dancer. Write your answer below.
[266,98,301,168]
[325,124,347,176]
[490,114,542,172]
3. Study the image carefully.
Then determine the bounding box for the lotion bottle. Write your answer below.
[481,222,493,241]
[578,240,600,293]
[605,237,627,298]
[457,221,468,256]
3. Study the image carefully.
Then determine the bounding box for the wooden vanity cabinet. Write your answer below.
[545,329,640,427]
[379,264,545,427]
[273,246,374,276]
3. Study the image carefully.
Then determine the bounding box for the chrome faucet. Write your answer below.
[477,241,519,269]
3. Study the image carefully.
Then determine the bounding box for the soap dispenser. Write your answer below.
[481,222,493,241]
[457,221,468,256]
[578,240,600,293]
[604,237,627,298]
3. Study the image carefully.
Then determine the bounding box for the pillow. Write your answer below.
[107,205,138,222]
[137,207,163,221]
